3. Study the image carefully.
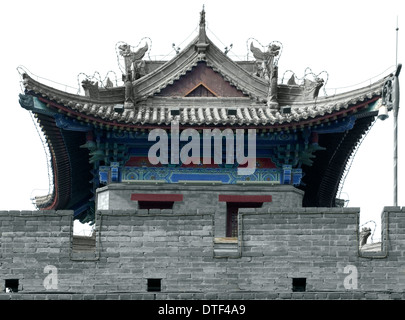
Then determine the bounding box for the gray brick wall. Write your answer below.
[1,206,404,298]
[1,291,405,300]
[0,210,72,293]
[96,183,304,211]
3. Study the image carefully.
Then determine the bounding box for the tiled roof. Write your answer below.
[21,30,388,129]
[23,71,385,127]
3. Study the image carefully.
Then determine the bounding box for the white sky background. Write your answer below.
[0,0,403,239]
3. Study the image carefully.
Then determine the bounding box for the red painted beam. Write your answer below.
[131,193,183,202]
[218,195,272,203]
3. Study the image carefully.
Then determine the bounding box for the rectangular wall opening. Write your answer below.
[5,279,19,293]
[226,202,263,237]
[292,278,306,292]
[219,195,272,238]
[132,193,183,211]
[138,201,174,210]
[147,278,162,292]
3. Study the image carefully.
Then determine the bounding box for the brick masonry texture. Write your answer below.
[96,183,304,212]
[1,291,405,300]
[0,207,404,299]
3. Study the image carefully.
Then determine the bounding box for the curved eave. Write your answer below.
[24,110,93,213]
[21,73,123,106]
[24,89,383,135]
[301,112,377,207]
[21,56,389,130]
[33,113,72,210]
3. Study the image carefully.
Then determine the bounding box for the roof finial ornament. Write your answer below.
[196,5,209,59]
[200,5,206,24]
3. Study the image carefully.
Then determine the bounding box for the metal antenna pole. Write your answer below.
[394,93,398,207]
[396,17,399,67]
[394,17,399,206]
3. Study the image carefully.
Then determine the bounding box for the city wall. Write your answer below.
[0,206,404,300]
